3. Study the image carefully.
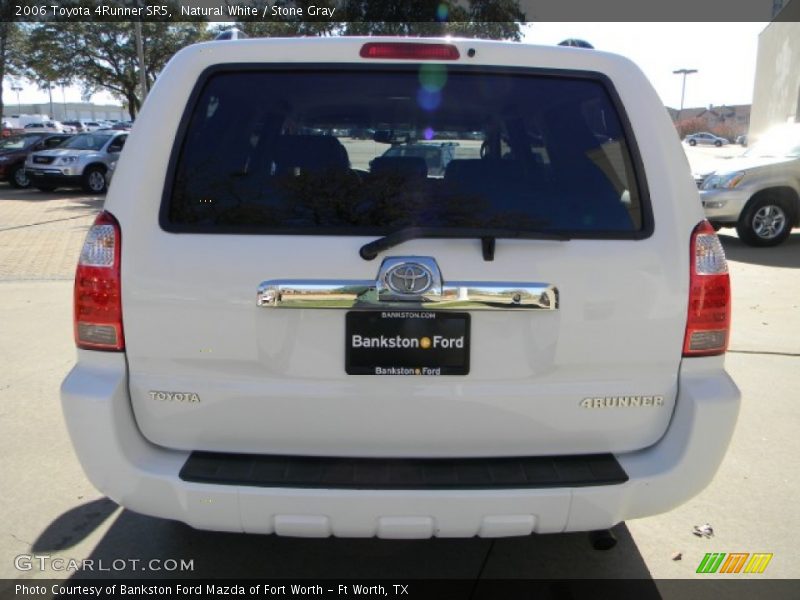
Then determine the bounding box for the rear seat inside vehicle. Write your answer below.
[218,133,351,180]
[443,158,538,219]
[369,156,428,179]
[538,108,637,230]
[272,135,351,175]
[209,130,634,231]
[443,139,635,231]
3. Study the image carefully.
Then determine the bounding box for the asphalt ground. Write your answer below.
[0,145,798,597]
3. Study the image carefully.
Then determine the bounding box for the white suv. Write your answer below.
[61,38,740,540]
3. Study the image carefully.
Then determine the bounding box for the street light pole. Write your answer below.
[11,84,23,114]
[672,68,698,121]
[47,83,54,119]
[135,20,148,105]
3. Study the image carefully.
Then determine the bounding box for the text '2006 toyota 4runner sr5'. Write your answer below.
[61,38,740,540]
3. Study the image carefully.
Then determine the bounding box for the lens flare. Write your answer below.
[436,3,449,21]
[423,127,435,140]
[417,89,441,112]
[419,64,447,92]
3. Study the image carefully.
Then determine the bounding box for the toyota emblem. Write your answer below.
[385,263,434,295]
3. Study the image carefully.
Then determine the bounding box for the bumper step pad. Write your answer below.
[180,452,628,490]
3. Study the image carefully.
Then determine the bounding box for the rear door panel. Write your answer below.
[125,235,683,457]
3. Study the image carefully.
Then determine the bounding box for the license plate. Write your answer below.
[345,311,470,375]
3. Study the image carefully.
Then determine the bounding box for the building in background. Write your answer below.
[666,104,751,140]
[2,102,130,123]
[749,0,800,142]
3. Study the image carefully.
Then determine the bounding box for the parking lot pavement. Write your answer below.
[0,188,102,281]
[0,184,799,588]
[682,143,748,175]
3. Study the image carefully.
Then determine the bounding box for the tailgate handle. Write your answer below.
[257,280,558,311]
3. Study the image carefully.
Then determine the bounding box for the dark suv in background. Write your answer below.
[0,132,73,188]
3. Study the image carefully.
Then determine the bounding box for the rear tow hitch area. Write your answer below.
[588,529,618,550]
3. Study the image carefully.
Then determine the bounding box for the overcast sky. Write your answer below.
[2,22,768,113]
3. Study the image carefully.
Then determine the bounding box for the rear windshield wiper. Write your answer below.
[359,227,570,261]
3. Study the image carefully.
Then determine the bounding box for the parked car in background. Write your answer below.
[372,142,458,177]
[112,121,133,130]
[0,132,72,188]
[700,124,800,246]
[24,121,69,133]
[80,121,103,131]
[62,120,87,133]
[685,132,729,147]
[25,130,127,193]
[1,120,22,137]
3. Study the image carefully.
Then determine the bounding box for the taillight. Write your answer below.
[74,211,124,351]
[683,220,730,356]
[360,42,460,60]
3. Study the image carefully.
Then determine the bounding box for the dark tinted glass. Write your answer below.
[168,68,644,235]
[0,136,35,150]
[62,133,113,151]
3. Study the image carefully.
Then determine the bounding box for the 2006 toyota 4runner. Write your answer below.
[61,37,740,539]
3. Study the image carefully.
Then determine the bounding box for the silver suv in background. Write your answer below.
[25,130,127,193]
[700,124,800,246]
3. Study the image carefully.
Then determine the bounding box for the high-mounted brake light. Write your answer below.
[360,42,460,60]
[74,211,124,351]
[683,220,730,356]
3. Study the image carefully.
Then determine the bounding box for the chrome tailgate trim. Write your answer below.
[257,280,558,310]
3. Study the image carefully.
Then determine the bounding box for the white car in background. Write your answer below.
[79,120,104,131]
[23,121,71,133]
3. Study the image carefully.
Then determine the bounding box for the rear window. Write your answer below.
[166,67,646,236]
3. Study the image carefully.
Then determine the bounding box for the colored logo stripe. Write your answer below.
[696,553,773,574]
[744,553,773,574]
[697,553,726,573]
[719,553,749,573]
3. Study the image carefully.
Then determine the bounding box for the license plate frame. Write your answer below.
[345,311,470,376]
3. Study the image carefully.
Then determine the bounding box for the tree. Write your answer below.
[24,8,209,117]
[0,5,25,121]
[341,0,524,40]
[675,117,708,139]
[221,0,339,37]
[220,0,525,40]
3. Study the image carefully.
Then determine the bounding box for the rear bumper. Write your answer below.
[61,352,740,537]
